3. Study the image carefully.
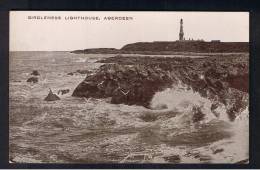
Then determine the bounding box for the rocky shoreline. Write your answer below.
[71,41,249,54]
[72,54,248,121]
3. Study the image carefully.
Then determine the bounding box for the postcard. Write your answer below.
[9,11,249,164]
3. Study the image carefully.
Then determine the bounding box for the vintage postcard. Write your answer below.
[9,11,249,164]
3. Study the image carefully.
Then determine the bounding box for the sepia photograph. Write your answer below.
[9,11,249,164]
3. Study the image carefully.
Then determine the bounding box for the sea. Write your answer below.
[9,51,249,163]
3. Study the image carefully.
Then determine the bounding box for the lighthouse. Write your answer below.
[179,19,184,41]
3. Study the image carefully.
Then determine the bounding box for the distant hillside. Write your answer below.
[71,41,249,54]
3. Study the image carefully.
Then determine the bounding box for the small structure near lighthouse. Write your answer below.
[177,18,205,42]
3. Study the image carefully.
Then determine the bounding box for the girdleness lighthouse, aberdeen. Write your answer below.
[179,18,184,41]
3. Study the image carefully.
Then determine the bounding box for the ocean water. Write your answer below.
[9,51,249,163]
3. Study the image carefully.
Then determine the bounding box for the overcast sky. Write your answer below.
[10,11,249,51]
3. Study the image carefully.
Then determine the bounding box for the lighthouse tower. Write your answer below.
[179,19,184,41]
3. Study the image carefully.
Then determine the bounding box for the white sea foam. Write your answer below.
[149,84,249,163]
[229,106,249,162]
[150,84,220,124]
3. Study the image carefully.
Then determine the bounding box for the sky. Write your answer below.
[10,11,249,51]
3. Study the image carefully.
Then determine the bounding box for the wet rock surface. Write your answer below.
[27,77,38,83]
[44,89,60,101]
[31,70,40,76]
[163,155,181,163]
[73,54,248,121]
[213,148,224,154]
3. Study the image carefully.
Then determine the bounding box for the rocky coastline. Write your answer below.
[72,54,248,121]
[71,41,249,54]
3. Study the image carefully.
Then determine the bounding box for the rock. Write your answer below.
[27,77,38,83]
[31,70,40,76]
[58,89,70,95]
[72,55,248,120]
[192,106,205,123]
[44,89,60,101]
[67,72,74,76]
[73,63,173,107]
[213,148,224,154]
[224,74,248,93]
[199,155,212,162]
[76,69,92,74]
[163,155,181,163]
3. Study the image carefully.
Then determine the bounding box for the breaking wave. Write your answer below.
[150,84,229,123]
[148,84,249,163]
[149,83,248,131]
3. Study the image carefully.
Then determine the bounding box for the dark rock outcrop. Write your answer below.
[44,89,60,101]
[213,148,224,154]
[73,63,174,107]
[27,77,38,83]
[31,70,40,76]
[73,55,248,121]
[163,155,181,163]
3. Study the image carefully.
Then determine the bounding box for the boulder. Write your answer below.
[44,89,60,101]
[31,70,40,76]
[163,155,181,163]
[213,148,224,154]
[27,77,38,83]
